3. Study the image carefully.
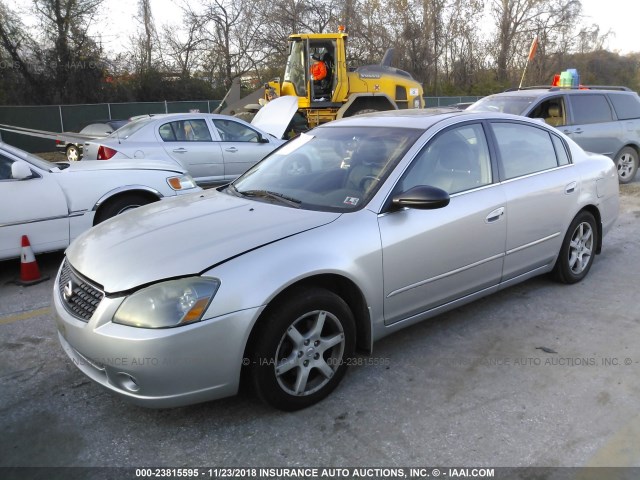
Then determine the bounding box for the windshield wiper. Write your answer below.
[239,189,302,208]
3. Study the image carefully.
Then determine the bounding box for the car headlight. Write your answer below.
[113,277,220,328]
[167,174,197,190]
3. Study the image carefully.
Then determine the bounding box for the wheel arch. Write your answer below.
[92,186,162,225]
[242,273,372,368]
[337,94,397,118]
[577,205,603,254]
[615,143,640,158]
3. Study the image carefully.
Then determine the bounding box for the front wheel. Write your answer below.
[350,108,380,116]
[553,211,598,284]
[250,288,355,411]
[95,193,154,224]
[614,147,638,184]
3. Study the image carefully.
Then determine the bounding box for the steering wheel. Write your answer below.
[359,175,380,192]
[282,155,311,176]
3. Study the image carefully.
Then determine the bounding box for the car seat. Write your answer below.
[345,140,388,193]
[430,138,480,193]
[545,105,564,127]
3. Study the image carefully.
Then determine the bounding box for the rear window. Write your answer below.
[467,95,536,115]
[569,95,613,124]
[109,118,154,139]
[608,93,640,120]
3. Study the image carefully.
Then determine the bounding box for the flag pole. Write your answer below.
[519,35,538,90]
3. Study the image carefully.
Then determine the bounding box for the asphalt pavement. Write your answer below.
[1,184,640,474]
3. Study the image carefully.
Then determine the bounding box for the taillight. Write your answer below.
[55,140,62,145]
[97,145,117,160]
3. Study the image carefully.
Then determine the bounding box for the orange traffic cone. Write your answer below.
[15,235,49,286]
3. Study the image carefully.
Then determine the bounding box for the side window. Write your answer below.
[159,122,177,141]
[159,120,212,142]
[551,135,571,166]
[569,95,613,124]
[608,93,640,120]
[492,122,559,179]
[398,123,492,195]
[213,119,261,142]
[529,97,566,127]
[0,154,14,180]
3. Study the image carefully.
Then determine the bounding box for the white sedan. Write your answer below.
[82,112,287,186]
[0,142,200,260]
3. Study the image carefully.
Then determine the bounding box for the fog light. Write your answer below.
[116,372,140,392]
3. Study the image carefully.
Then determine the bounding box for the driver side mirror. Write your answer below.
[11,160,33,180]
[391,185,450,210]
[258,134,269,144]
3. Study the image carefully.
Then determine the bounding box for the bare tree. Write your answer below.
[29,0,105,102]
[160,18,207,79]
[138,0,157,71]
[0,1,42,95]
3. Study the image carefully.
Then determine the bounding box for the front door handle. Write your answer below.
[485,207,505,223]
[225,147,238,153]
[173,148,187,153]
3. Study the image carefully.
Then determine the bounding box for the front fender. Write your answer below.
[201,209,384,346]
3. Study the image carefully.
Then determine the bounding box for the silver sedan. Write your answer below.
[82,113,286,186]
[53,110,619,411]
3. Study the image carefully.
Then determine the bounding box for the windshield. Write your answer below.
[230,126,423,212]
[467,95,536,115]
[107,117,154,139]
[284,39,307,97]
[0,143,59,171]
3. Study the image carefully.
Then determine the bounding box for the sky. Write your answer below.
[579,0,637,54]
[5,0,638,55]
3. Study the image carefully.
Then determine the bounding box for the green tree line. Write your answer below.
[1,0,639,106]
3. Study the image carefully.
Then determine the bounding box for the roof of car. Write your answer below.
[321,108,564,133]
[321,108,502,130]
[486,86,636,98]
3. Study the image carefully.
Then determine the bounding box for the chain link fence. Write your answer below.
[0,97,481,152]
[0,100,221,152]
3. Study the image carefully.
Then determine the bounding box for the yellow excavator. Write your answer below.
[268,28,425,128]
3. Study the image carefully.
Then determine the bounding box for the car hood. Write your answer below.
[251,96,299,139]
[66,189,341,293]
[58,159,186,174]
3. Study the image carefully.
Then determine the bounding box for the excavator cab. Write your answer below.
[282,37,338,103]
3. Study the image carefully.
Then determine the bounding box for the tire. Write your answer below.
[250,288,355,411]
[95,193,154,224]
[553,211,598,284]
[66,144,80,162]
[351,108,380,116]
[614,147,639,184]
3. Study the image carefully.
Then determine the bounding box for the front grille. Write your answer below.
[58,260,104,322]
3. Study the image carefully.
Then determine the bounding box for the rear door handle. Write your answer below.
[172,148,187,153]
[565,181,577,194]
[225,147,238,153]
[485,207,505,223]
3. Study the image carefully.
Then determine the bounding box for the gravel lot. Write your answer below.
[1,181,639,475]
